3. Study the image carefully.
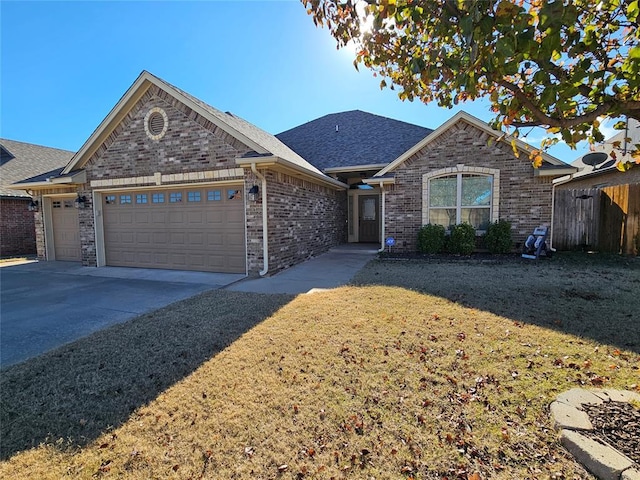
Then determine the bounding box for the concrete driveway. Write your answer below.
[1,245,377,369]
[0,261,243,368]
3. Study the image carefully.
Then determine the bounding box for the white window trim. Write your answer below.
[422,165,500,230]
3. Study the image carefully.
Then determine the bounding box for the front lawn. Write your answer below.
[1,253,638,479]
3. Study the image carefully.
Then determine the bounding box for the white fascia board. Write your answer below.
[324,163,389,174]
[375,111,566,177]
[534,167,578,177]
[236,156,347,190]
[362,176,395,185]
[6,170,87,191]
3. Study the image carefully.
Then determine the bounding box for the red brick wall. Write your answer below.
[0,198,36,256]
[385,120,554,251]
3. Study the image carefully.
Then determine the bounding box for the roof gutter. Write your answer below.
[251,163,269,277]
[237,156,347,190]
[6,170,87,191]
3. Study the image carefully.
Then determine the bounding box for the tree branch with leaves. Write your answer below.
[303,0,640,169]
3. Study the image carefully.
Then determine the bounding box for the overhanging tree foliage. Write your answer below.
[303,0,640,169]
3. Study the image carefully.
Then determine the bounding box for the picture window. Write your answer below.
[428,173,492,231]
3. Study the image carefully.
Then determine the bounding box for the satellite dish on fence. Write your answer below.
[581,152,608,166]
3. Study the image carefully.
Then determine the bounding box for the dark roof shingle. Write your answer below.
[276,110,432,171]
[0,139,74,197]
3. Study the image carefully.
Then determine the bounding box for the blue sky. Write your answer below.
[1,0,591,163]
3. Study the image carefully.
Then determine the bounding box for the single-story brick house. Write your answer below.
[10,71,575,274]
[0,139,74,257]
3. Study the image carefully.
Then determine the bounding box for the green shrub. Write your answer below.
[484,220,513,254]
[417,224,446,253]
[448,223,476,255]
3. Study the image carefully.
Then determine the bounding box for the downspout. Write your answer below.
[251,163,269,276]
[378,182,386,253]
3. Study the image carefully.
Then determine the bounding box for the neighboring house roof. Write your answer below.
[56,71,343,189]
[0,139,74,197]
[376,111,573,178]
[276,110,433,171]
[555,118,640,183]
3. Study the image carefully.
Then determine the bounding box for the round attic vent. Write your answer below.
[144,107,168,140]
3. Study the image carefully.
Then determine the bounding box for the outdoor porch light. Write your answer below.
[248,185,260,202]
[27,199,39,212]
[74,194,88,209]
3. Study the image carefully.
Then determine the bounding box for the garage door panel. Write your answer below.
[120,232,135,244]
[170,232,185,244]
[151,232,166,245]
[188,232,205,245]
[118,212,134,224]
[51,198,81,261]
[103,186,245,273]
[186,211,205,224]
[151,212,166,224]
[226,209,244,223]
[207,233,224,247]
[168,212,183,223]
[170,253,187,266]
[227,232,245,245]
[135,212,150,224]
[137,232,150,244]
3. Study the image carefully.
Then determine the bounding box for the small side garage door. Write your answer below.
[103,186,245,273]
[51,197,81,261]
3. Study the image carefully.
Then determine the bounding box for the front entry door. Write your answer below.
[358,195,380,243]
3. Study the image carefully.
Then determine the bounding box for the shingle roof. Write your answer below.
[145,73,325,177]
[0,139,74,197]
[276,110,433,171]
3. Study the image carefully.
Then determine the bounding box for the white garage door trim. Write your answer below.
[94,181,248,274]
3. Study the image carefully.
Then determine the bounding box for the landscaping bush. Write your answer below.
[448,223,476,255]
[417,224,446,253]
[484,220,513,254]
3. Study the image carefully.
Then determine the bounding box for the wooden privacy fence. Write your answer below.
[553,184,640,255]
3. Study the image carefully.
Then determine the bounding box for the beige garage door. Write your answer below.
[51,198,81,261]
[103,186,245,273]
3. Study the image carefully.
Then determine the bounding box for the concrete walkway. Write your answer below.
[226,244,378,294]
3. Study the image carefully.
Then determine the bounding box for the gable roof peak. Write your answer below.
[62,70,325,178]
[375,110,567,176]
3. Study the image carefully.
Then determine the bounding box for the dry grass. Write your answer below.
[1,253,639,479]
